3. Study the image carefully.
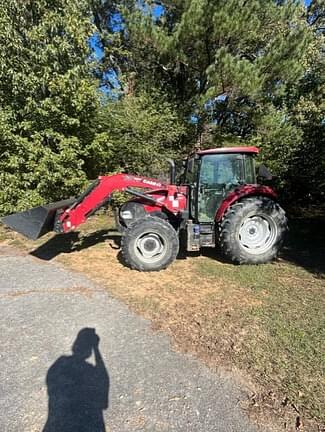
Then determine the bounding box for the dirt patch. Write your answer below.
[0,244,27,256]
[0,285,100,299]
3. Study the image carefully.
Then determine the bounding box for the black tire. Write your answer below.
[121,216,179,271]
[219,196,287,264]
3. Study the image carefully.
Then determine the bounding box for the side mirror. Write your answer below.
[258,164,273,181]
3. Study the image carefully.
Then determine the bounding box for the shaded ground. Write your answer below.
[283,214,325,276]
[1,210,324,431]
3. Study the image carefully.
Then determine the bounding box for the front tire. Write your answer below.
[219,196,287,264]
[121,216,179,271]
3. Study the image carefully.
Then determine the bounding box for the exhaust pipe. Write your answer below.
[167,159,176,185]
[1,198,75,240]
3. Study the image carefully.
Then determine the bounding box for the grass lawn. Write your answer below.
[1,209,324,431]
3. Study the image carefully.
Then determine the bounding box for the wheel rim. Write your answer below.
[134,231,167,264]
[238,214,277,255]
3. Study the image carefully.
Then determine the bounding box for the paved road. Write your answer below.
[0,247,260,432]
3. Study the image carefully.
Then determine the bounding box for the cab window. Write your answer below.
[200,154,244,186]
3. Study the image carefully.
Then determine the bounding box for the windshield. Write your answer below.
[200,154,244,186]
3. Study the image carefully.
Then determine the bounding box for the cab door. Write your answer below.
[198,154,244,222]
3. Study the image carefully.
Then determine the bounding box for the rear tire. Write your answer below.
[121,216,179,271]
[219,196,287,264]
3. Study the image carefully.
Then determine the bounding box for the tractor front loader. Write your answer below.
[2,147,287,271]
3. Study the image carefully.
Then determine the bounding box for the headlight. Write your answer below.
[121,210,133,220]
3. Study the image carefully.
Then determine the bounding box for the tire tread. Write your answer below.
[121,216,179,271]
[218,196,287,264]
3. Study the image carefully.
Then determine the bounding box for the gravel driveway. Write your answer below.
[0,247,260,432]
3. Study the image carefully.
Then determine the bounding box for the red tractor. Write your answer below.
[2,146,287,271]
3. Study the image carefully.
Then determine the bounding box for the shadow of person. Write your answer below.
[43,328,109,432]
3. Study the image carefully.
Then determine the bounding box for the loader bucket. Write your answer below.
[1,198,76,240]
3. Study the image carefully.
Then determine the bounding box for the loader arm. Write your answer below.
[57,174,168,233]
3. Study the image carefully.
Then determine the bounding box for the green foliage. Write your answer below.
[253,4,325,202]
[0,0,99,214]
[285,26,325,203]
[251,106,303,181]
[88,91,187,177]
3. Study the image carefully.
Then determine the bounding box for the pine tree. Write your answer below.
[123,1,311,141]
[96,1,310,141]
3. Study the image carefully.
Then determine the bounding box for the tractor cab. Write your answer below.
[184,147,258,222]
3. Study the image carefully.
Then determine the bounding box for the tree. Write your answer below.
[0,0,99,214]
[88,90,187,178]
[104,0,311,138]
[280,0,325,202]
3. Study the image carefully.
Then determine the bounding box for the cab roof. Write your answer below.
[197,146,259,155]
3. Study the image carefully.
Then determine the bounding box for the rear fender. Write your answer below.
[215,185,277,222]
